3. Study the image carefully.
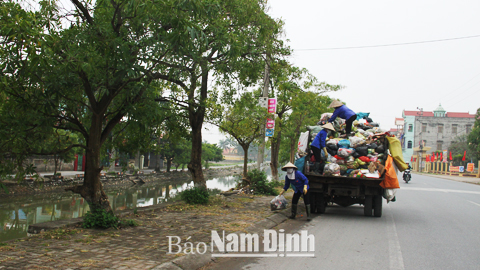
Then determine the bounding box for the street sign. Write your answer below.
[265,128,274,137]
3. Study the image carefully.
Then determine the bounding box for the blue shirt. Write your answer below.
[329,105,356,122]
[311,129,328,149]
[283,171,309,193]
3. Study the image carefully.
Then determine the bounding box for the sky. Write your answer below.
[204,0,480,144]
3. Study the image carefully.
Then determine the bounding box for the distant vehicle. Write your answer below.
[403,169,411,183]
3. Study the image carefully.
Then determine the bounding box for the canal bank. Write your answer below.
[0,189,301,269]
[0,163,281,242]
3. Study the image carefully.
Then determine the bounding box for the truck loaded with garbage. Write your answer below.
[295,112,408,217]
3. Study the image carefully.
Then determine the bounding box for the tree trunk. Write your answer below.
[242,144,250,177]
[270,129,282,182]
[289,137,296,163]
[187,68,207,189]
[188,124,205,188]
[166,158,172,172]
[65,115,112,213]
[54,154,58,176]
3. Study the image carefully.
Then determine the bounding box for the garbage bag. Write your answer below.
[386,136,408,171]
[349,136,365,148]
[355,145,368,156]
[327,139,338,146]
[338,148,355,158]
[327,155,337,163]
[376,145,385,154]
[270,195,288,211]
[338,139,351,149]
[379,155,400,189]
[294,156,306,173]
[326,147,337,156]
[324,163,340,175]
[297,132,309,153]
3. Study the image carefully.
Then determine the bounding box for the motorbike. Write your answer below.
[403,169,411,183]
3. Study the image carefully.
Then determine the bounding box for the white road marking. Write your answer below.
[402,187,480,195]
[468,200,480,207]
[385,204,405,270]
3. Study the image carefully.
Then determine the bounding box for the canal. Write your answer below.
[0,169,283,242]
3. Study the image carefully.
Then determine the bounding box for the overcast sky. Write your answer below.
[205,0,480,144]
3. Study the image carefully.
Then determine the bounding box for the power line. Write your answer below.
[295,34,480,51]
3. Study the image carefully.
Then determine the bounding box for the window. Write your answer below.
[437,141,443,151]
[422,123,427,132]
[452,124,457,134]
[438,124,443,133]
[466,125,472,133]
[408,124,413,132]
[407,141,412,149]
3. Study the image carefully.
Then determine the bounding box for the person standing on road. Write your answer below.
[328,100,357,137]
[279,162,311,221]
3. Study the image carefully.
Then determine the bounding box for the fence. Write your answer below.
[416,161,480,178]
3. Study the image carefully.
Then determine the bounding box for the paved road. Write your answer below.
[207,173,480,270]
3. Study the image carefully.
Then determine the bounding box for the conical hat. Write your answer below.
[281,162,297,171]
[321,122,335,131]
[328,100,344,108]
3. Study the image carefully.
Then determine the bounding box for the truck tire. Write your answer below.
[373,195,383,217]
[364,195,373,216]
[317,194,326,214]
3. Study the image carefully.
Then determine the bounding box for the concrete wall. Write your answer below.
[402,115,416,162]
[415,116,474,152]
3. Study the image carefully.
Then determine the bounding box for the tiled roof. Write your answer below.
[403,110,434,117]
[445,112,475,118]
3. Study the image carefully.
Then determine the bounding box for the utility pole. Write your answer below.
[257,55,270,170]
[417,107,424,171]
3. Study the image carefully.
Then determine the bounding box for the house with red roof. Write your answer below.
[399,104,475,164]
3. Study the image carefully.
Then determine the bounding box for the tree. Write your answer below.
[279,93,333,165]
[151,0,287,188]
[267,62,341,181]
[219,91,266,178]
[0,0,179,212]
[202,142,224,169]
[467,108,480,161]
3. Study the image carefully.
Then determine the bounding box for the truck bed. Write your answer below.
[305,172,383,187]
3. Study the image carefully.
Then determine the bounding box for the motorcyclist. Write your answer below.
[403,163,412,182]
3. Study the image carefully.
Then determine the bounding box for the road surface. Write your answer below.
[207,173,480,270]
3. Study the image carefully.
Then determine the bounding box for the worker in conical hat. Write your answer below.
[328,100,357,137]
[279,162,311,221]
[310,123,335,168]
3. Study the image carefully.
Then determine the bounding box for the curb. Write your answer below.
[156,212,288,270]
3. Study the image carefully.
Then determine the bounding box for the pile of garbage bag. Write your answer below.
[303,113,391,178]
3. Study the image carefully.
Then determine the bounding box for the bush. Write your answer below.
[247,169,278,196]
[82,208,119,229]
[180,187,210,205]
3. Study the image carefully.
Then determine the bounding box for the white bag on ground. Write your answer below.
[270,195,288,210]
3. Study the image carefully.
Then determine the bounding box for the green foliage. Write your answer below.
[180,187,210,205]
[82,208,119,229]
[246,169,278,196]
[468,108,480,161]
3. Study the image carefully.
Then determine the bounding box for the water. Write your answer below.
[0,167,285,242]
[0,175,239,242]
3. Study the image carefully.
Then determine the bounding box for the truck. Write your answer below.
[302,127,390,217]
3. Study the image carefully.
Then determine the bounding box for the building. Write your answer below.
[400,104,476,163]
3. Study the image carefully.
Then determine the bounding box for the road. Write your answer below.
[207,173,480,270]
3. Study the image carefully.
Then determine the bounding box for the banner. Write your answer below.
[265,98,276,137]
[467,163,475,172]
[450,166,465,173]
[443,150,447,162]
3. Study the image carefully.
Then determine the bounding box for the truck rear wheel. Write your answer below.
[373,195,383,217]
[364,195,373,216]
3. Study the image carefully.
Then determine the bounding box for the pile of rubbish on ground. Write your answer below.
[297,112,393,178]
